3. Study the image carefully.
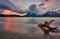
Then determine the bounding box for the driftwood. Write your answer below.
[37,24,59,35]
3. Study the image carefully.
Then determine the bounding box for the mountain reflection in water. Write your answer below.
[0,17,60,39]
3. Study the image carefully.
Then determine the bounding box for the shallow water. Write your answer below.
[0,17,60,39]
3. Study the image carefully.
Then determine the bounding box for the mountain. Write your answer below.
[26,10,60,17]
[0,10,60,17]
[1,10,59,17]
[25,11,41,17]
[42,11,60,17]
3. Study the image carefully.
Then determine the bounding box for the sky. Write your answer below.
[9,0,60,14]
[0,0,60,14]
[9,0,42,10]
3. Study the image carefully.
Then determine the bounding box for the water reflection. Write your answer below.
[4,17,14,31]
[0,17,60,39]
[0,17,59,33]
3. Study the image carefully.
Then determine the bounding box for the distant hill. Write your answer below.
[0,10,60,17]
[25,11,42,17]
[26,10,60,17]
[42,11,60,17]
[0,14,25,17]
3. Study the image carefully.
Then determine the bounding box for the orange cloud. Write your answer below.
[2,9,27,16]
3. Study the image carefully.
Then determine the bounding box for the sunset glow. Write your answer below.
[3,17,12,31]
[2,9,27,16]
[44,0,56,4]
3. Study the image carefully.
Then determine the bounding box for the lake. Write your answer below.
[0,17,60,39]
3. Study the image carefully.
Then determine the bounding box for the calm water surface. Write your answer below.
[0,17,60,39]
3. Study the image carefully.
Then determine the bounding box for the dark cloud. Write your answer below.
[38,0,49,7]
[0,4,11,10]
[44,0,49,2]
[0,0,24,13]
[28,4,38,13]
[0,0,14,10]
[38,3,44,7]
[29,4,37,11]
